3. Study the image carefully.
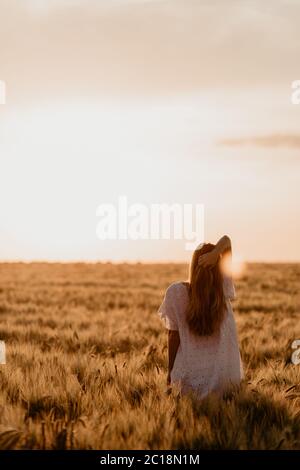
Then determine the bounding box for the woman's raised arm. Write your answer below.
[198,235,232,267]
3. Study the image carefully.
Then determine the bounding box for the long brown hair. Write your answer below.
[185,243,226,336]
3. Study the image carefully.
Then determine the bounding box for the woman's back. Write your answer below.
[158,276,243,399]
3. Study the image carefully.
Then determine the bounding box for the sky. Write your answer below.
[0,0,300,262]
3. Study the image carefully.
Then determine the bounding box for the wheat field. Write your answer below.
[0,262,299,450]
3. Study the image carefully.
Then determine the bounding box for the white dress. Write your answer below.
[158,276,244,399]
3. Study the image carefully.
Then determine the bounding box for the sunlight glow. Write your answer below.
[231,257,246,280]
[220,253,246,280]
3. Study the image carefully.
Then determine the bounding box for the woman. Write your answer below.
[158,235,243,399]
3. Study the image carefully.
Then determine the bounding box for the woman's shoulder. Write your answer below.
[165,281,189,297]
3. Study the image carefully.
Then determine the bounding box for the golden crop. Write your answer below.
[0,262,299,449]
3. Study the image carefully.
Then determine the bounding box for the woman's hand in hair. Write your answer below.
[198,235,232,268]
[198,249,219,268]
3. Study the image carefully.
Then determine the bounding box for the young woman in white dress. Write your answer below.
[158,235,243,399]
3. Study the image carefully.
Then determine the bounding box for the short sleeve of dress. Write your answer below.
[157,285,179,330]
[223,275,236,300]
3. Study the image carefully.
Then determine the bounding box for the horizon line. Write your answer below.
[0,259,299,265]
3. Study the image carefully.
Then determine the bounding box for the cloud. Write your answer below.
[1,0,300,101]
[218,134,300,149]
[25,0,165,11]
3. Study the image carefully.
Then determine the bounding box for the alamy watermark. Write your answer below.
[291,80,300,104]
[0,80,6,104]
[291,339,300,365]
[0,341,5,364]
[96,196,204,251]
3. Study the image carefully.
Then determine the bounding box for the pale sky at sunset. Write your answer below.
[0,0,299,262]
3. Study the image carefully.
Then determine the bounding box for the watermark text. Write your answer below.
[96,196,204,251]
[0,80,6,104]
[291,80,300,104]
